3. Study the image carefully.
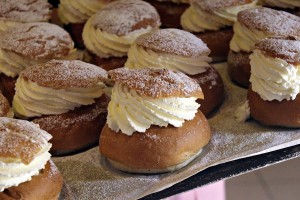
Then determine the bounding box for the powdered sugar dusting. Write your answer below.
[136,28,210,57]
[21,60,108,89]
[0,117,51,164]
[0,94,10,117]
[0,22,74,59]
[193,0,254,12]
[238,7,300,35]
[52,63,300,199]
[91,0,160,36]
[109,68,203,98]
[0,0,51,22]
[256,36,300,65]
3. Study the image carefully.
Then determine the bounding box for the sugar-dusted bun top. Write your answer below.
[192,0,255,12]
[91,0,161,36]
[20,60,108,89]
[0,22,74,60]
[136,28,210,57]
[0,0,51,22]
[0,94,10,117]
[255,36,300,65]
[238,7,300,35]
[0,117,52,164]
[109,68,203,98]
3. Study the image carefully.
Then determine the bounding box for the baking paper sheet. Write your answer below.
[53,63,300,200]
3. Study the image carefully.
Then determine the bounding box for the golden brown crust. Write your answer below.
[193,0,254,12]
[0,93,10,117]
[227,50,251,88]
[88,51,127,71]
[195,28,234,62]
[92,0,161,36]
[21,60,108,89]
[255,36,300,65]
[136,28,210,58]
[0,0,51,22]
[0,160,63,200]
[0,118,50,164]
[248,87,300,127]
[100,111,211,171]
[0,22,74,60]
[33,95,109,156]
[191,67,224,116]
[237,7,300,35]
[146,0,189,29]
[109,68,204,99]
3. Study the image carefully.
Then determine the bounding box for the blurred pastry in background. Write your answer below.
[181,0,258,62]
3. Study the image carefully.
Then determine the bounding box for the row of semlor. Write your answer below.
[0,0,300,199]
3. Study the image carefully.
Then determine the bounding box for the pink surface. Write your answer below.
[167,181,226,200]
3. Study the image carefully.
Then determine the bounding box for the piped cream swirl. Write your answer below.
[0,20,21,32]
[0,48,78,78]
[0,121,52,192]
[107,82,200,136]
[181,1,258,32]
[125,43,211,75]
[13,78,105,118]
[58,0,107,24]
[230,21,272,53]
[250,49,300,101]
[83,15,154,58]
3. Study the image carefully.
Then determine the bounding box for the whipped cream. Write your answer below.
[181,1,258,32]
[230,21,272,53]
[0,120,52,192]
[0,20,21,32]
[235,100,250,122]
[125,43,211,75]
[83,15,154,58]
[250,49,300,101]
[13,78,105,118]
[58,0,106,24]
[259,0,300,8]
[107,82,200,136]
[0,48,78,78]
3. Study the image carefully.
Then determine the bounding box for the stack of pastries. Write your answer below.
[0,0,300,198]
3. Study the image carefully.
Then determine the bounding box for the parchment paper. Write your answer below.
[53,63,300,200]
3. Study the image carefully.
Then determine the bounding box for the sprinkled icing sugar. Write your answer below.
[0,94,10,117]
[238,7,300,35]
[0,117,51,164]
[136,28,210,57]
[91,0,160,36]
[192,0,255,12]
[109,68,203,98]
[21,60,108,89]
[0,0,51,22]
[255,36,300,65]
[0,22,74,59]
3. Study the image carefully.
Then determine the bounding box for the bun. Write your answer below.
[100,111,211,173]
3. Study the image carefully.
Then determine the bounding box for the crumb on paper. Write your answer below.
[235,100,250,122]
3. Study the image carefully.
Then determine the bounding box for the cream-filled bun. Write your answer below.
[100,68,211,173]
[0,22,78,78]
[228,7,300,87]
[82,0,161,70]
[12,60,109,155]
[0,117,63,199]
[58,0,115,25]
[248,36,300,127]
[0,93,13,118]
[125,28,224,116]
[181,0,258,61]
[0,0,51,32]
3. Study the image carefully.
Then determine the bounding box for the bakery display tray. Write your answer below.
[53,63,300,200]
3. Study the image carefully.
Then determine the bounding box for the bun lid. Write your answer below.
[109,68,204,99]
